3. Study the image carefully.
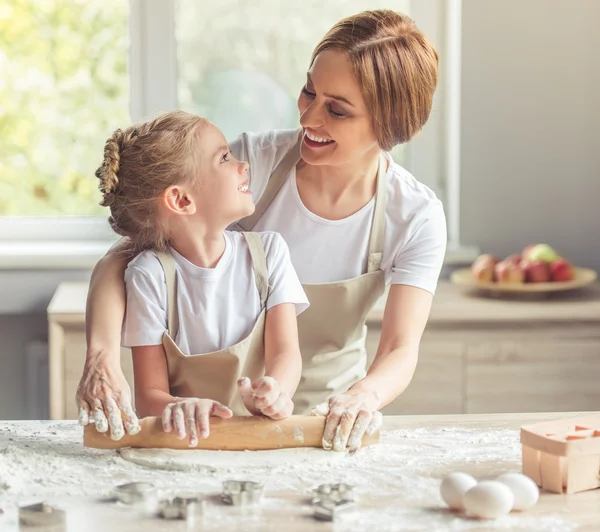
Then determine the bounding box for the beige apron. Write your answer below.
[236,137,387,413]
[155,232,269,416]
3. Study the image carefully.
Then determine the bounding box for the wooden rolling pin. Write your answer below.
[84,415,380,450]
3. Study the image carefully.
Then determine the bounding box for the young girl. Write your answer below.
[93,110,308,447]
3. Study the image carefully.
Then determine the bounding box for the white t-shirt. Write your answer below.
[122,231,309,355]
[229,129,447,294]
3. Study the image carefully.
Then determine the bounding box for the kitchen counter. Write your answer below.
[1,412,599,531]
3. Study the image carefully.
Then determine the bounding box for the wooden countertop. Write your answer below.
[48,280,600,327]
[368,281,600,325]
[1,412,599,531]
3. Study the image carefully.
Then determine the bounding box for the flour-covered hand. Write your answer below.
[237,376,294,420]
[161,397,233,448]
[76,353,139,441]
[319,390,382,452]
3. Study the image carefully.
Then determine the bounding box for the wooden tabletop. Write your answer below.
[1,412,599,531]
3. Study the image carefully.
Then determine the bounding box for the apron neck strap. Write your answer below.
[242,232,270,308]
[155,250,179,339]
[236,131,302,231]
[366,152,388,273]
[235,131,386,274]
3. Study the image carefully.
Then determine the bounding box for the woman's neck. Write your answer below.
[297,149,383,206]
[295,148,384,220]
[169,222,226,268]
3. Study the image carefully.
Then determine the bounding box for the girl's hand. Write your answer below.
[313,390,383,452]
[237,376,294,420]
[161,398,233,447]
[76,352,139,440]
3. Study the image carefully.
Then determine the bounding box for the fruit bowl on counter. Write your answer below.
[450,244,597,296]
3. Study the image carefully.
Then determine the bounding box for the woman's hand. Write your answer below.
[76,352,139,440]
[237,376,294,420]
[161,397,233,448]
[315,389,383,452]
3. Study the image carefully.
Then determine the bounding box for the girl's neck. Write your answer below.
[169,223,226,269]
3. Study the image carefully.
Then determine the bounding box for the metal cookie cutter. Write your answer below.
[114,481,156,505]
[19,502,66,528]
[221,480,263,506]
[312,482,356,504]
[312,483,356,522]
[158,495,205,520]
[313,499,356,522]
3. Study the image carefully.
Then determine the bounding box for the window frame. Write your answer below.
[0,0,469,262]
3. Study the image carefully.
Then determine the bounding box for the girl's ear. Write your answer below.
[162,185,197,215]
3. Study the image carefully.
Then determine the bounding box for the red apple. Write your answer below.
[471,254,499,282]
[522,260,551,283]
[504,254,522,267]
[495,260,525,283]
[550,258,575,282]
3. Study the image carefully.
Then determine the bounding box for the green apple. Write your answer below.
[523,244,559,263]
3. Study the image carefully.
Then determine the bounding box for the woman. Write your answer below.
[77,9,447,452]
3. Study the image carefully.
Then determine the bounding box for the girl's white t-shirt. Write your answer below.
[121,231,309,355]
[229,129,448,294]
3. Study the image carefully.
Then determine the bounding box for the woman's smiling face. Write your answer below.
[297,49,380,167]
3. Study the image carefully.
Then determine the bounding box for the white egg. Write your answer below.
[440,472,478,510]
[497,472,540,511]
[463,480,514,519]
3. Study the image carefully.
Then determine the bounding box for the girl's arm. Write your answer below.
[133,345,233,447]
[263,302,303,397]
[238,302,302,419]
[131,345,173,417]
[76,239,139,439]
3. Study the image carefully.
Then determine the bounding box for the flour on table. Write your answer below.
[118,445,346,472]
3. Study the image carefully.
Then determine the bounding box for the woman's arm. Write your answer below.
[238,302,302,419]
[322,284,433,451]
[352,284,432,406]
[76,238,139,438]
[323,200,446,452]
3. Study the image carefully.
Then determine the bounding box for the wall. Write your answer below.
[460,0,600,270]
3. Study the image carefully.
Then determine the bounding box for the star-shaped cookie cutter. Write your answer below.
[311,483,356,521]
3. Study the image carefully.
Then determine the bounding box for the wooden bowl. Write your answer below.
[450,267,597,294]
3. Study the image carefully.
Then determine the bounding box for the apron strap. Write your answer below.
[155,250,179,339]
[242,232,270,308]
[236,131,302,231]
[366,153,388,273]
[235,129,386,274]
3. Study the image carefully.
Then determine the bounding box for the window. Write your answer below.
[0,0,129,217]
[1,0,464,254]
[175,0,412,169]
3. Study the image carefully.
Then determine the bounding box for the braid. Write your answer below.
[96,127,140,207]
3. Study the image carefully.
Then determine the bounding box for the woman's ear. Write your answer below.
[162,185,197,215]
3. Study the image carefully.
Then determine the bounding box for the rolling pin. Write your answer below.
[83,415,380,451]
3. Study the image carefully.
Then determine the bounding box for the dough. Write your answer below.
[118,446,348,472]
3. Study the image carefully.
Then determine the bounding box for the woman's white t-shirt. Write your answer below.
[229,129,447,294]
[121,231,309,355]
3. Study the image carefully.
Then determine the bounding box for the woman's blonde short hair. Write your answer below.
[311,10,438,150]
